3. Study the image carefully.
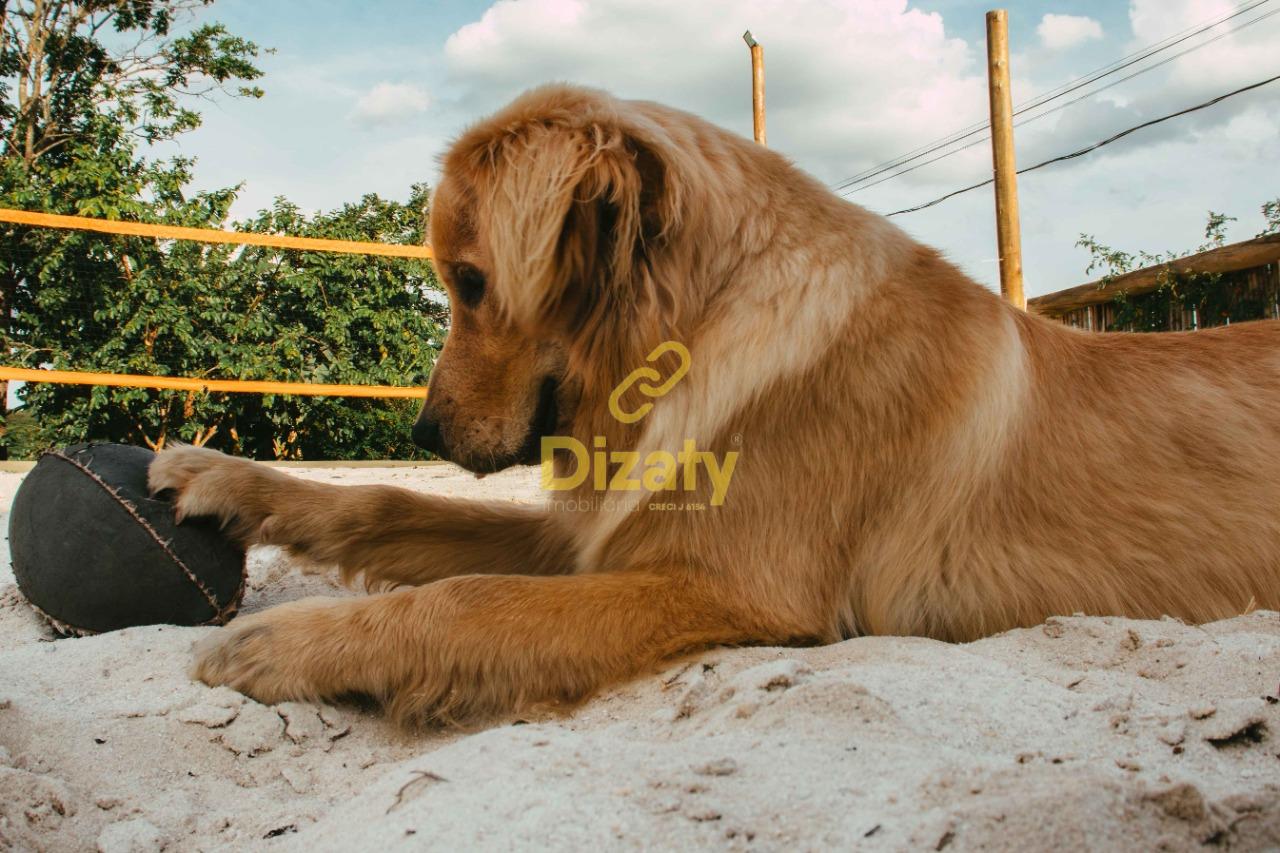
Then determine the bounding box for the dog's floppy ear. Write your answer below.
[482,119,681,333]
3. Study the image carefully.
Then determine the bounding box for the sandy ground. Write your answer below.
[1,465,1278,851]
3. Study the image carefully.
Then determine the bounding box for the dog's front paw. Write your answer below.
[149,445,286,544]
[192,599,354,704]
[147,444,237,495]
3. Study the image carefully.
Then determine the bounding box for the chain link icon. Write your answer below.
[608,341,692,424]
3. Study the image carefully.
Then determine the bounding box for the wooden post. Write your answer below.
[743,31,766,145]
[985,10,1025,309]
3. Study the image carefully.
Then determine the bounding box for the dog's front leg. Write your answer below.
[148,445,573,585]
[192,569,767,722]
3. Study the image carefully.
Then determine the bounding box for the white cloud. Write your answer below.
[1129,0,1234,47]
[1037,13,1104,50]
[1128,0,1277,92]
[350,81,431,125]
[442,0,986,187]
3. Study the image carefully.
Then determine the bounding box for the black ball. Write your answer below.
[8,443,247,636]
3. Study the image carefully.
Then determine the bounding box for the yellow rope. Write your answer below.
[0,208,435,259]
[0,208,435,396]
[0,367,426,399]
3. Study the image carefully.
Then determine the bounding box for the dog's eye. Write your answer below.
[449,263,486,309]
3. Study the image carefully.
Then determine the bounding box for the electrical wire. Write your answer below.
[845,6,1280,198]
[830,0,1273,194]
[832,0,1270,192]
[881,72,1280,218]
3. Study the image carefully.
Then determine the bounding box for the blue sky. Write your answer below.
[166,0,1280,298]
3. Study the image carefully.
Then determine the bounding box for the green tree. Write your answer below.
[13,182,446,458]
[1260,200,1280,237]
[0,0,265,165]
[11,180,445,458]
[0,1,447,459]
[0,0,266,454]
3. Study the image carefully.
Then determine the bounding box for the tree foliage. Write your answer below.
[1076,199,1280,332]
[0,0,266,164]
[0,1,447,459]
[8,182,446,458]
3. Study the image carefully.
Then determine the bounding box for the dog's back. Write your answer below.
[1009,316,1280,622]
[851,271,1280,640]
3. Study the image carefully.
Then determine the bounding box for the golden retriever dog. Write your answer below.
[149,84,1280,724]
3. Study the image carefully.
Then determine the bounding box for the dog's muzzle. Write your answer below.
[411,414,443,456]
[411,377,559,470]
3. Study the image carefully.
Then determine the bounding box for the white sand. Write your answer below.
[1,465,1278,851]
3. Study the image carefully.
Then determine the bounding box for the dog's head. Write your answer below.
[414,85,694,473]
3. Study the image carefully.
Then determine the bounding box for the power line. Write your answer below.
[832,0,1271,192]
[830,0,1273,194]
[882,72,1280,218]
[845,5,1280,197]
[1005,1,1269,111]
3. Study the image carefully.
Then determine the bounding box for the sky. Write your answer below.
[162,0,1280,299]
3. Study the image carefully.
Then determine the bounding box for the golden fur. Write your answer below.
[149,85,1280,724]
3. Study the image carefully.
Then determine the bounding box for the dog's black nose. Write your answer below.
[411,415,442,455]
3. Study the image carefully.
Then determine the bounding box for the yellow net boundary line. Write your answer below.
[0,208,433,397]
[0,207,435,259]
[0,367,425,399]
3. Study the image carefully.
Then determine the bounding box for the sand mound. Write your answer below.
[1,466,1277,851]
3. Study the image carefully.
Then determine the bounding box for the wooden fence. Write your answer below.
[1029,233,1280,332]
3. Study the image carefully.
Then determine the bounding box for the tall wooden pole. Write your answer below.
[985,10,1025,309]
[743,30,766,145]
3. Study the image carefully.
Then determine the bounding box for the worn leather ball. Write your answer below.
[8,443,246,636]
